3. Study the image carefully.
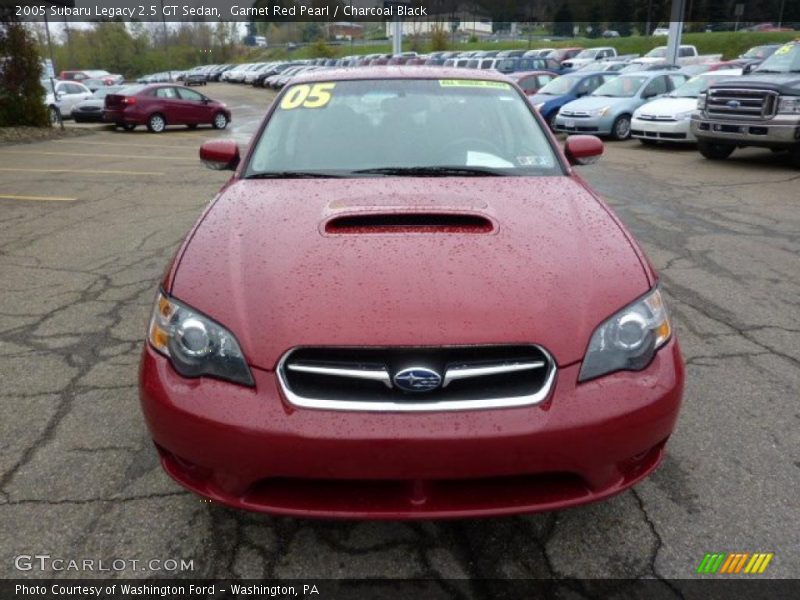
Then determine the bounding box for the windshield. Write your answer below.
[574,50,596,59]
[538,75,581,95]
[645,47,667,58]
[754,44,800,73]
[672,74,734,97]
[592,76,647,97]
[247,79,561,178]
[742,45,774,59]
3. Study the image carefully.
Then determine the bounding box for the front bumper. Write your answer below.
[554,114,614,136]
[139,340,684,519]
[691,114,800,148]
[631,117,694,142]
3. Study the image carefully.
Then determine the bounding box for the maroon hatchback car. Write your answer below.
[140,68,684,519]
[103,84,231,132]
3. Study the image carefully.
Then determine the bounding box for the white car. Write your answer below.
[43,80,93,123]
[631,69,742,144]
[561,47,618,69]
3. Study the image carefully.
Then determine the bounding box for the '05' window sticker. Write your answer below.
[280,83,336,110]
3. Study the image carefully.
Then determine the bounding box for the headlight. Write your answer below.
[777,96,800,115]
[578,287,672,382]
[589,106,611,117]
[675,110,694,121]
[148,291,254,387]
[697,93,707,111]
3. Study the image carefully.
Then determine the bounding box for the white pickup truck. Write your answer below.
[561,47,618,69]
[632,45,722,67]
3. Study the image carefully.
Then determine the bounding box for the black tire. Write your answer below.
[212,112,228,130]
[147,113,166,133]
[48,105,61,125]
[122,123,136,131]
[698,140,735,161]
[187,124,198,129]
[788,147,800,169]
[611,114,632,141]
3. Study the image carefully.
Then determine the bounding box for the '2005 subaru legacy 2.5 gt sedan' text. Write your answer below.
[139,67,684,519]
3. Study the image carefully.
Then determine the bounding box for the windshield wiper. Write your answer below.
[351,166,507,177]
[245,171,343,179]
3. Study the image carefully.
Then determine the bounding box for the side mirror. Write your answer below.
[564,135,603,166]
[742,63,755,75]
[200,139,240,171]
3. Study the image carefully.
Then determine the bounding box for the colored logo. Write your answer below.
[697,552,773,574]
[393,368,442,393]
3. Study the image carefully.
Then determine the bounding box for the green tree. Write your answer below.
[610,0,634,36]
[587,0,604,38]
[552,4,575,37]
[0,18,48,127]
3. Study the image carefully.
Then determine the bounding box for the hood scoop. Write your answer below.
[324,212,494,235]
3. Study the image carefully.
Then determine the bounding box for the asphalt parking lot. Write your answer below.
[0,83,797,584]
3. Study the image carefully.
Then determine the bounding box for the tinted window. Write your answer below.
[592,76,648,98]
[667,74,688,90]
[155,87,178,99]
[575,76,598,95]
[177,88,204,101]
[642,76,668,97]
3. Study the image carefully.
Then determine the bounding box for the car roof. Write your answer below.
[702,68,743,76]
[293,66,514,86]
[512,70,559,78]
[619,70,681,77]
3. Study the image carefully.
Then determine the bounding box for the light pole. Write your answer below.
[159,0,171,80]
[778,0,786,28]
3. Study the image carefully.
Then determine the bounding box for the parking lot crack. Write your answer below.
[631,489,686,599]
[4,491,188,506]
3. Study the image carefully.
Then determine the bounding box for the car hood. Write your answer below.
[635,96,696,117]
[530,93,571,107]
[171,178,651,370]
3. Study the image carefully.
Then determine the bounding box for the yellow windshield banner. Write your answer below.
[438,80,512,90]
[280,83,336,110]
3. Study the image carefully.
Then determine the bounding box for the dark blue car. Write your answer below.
[494,57,566,76]
[529,72,619,129]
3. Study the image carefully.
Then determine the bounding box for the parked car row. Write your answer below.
[533,66,749,143]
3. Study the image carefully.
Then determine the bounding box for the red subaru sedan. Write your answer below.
[103,84,231,132]
[140,68,684,519]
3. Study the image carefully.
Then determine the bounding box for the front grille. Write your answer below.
[706,88,778,120]
[278,345,556,412]
[559,110,591,118]
[637,114,677,122]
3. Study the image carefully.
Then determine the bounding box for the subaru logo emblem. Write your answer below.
[393,368,442,393]
[726,100,741,108]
